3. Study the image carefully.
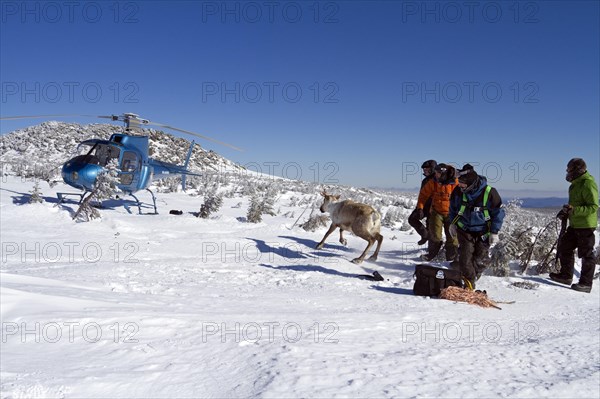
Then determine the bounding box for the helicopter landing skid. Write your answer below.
[129,189,158,215]
[57,192,85,204]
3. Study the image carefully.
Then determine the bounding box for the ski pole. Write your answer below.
[553,216,568,270]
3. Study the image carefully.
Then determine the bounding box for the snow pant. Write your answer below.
[427,209,458,261]
[408,208,428,238]
[457,229,490,283]
[558,227,597,286]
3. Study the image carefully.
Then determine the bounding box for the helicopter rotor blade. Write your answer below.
[148,122,244,152]
[0,114,83,120]
[0,114,115,121]
[79,115,116,119]
[1,114,244,152]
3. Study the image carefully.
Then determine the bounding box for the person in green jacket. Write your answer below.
[550,158,599,293]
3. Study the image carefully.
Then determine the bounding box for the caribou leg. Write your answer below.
[352,238,376,264]
[368,233,384,261]
[339,229,347,246]
[316,223,337,249]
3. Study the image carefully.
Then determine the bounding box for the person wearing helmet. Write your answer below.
[549,158,598,293]
[416,162,459,261]
[408,160,437,245]
[449,164,505,290]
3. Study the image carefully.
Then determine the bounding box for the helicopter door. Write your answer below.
[119,151,139,186]
[95,144,121,167]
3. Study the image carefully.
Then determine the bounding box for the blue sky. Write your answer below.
[1,1,598,195]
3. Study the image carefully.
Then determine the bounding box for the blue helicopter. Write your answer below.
[1,113,242,214]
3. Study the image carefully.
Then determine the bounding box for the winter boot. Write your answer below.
[417,232,429,246]
[571,283,592,293]
[549,272,572,285]
[421,240,442,262]
[445,245,458,262]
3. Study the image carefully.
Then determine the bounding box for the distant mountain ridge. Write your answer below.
[516,197,569,209]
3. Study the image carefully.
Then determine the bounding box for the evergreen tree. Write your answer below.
[28,180,44,204]
[73,159,121,222]
[300,213,329,232]
[73,192,101,222]
[246,194,264,223]
[198,187,223,219]
[246,187,277,223]
[93,159,121,202]
[382,208,400,228]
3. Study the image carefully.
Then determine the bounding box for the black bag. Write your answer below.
[413,264,463,297]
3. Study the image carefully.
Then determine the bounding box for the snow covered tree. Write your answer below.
[382,208,396,228]
[300,214,329,232]
[399,219,412,232]
[73,192,101,222]
[490,239,519,277]
[198,187,223,219]
[487,199,565,276]
[93,159,121,202]
[28,180,44,204]
[73,159,121,222]
[246,195,263,223]
[299,206,330,232]
[246,186,277,223]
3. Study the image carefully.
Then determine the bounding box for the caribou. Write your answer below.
[316,191,383,264]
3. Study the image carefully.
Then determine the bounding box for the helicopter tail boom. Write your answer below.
[148,158,202,185]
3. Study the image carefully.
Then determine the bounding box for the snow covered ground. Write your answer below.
[1,176,599,398]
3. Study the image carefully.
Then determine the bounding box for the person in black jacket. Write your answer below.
[408,160,437,245]
[449,164,505,290]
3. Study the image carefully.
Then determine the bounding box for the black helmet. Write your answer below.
[421,160,437,169]
[457,164,479,193]
[421,159,437,177]
[566,158,586,182]
[435,163,456,184]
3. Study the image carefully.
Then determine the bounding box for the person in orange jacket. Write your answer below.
[416,163,459,261]
[408,159,437,245]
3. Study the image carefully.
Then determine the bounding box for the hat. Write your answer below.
[457,163,478,187]
[566,158,587,182]
[435,163,457,184]
[434,163,448,173]
[421,160,437,169]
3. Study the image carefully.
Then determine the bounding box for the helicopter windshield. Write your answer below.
[86,143,121,167]
[74,142,94,157]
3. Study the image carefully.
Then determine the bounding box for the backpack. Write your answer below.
[452,185,493,237]
[413,264,463,297]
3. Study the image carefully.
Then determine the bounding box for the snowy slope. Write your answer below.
[1,175,599,398]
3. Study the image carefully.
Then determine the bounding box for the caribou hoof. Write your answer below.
[368,255,378,261]
[316,243,324,250]
[351,258,363,264]
[340,239,348,246]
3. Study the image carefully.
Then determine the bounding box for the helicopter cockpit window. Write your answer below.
[121,152,139,172]
[93,145,121,167]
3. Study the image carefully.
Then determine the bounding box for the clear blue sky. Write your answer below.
[1,1,598,195]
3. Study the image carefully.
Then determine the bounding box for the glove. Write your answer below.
[449,224,458,239]
[489,233,499,244]
[416,208,425,220]
[556,205,572,221]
